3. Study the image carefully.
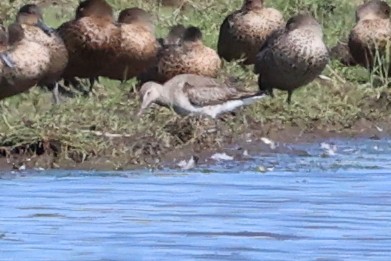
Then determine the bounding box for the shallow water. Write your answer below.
[1,139,391,261]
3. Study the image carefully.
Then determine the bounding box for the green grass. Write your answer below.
[1,0,391,168]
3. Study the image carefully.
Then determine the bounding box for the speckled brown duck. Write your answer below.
[100,7,158,82]
[14,4,68,103]
[58,0,120,84]
[157,26,221,82]
[137,24,186,85]
[254,14,329,104]
[0,23,51,100]
[217,0,284,65]
[348,0,391,73]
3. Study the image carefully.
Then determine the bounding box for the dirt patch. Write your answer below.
[1,119,388,172]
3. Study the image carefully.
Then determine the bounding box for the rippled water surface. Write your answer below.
[1,139,391,260]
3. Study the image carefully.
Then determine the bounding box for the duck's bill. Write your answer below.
[0,52,15,68]
[36,20,54,36]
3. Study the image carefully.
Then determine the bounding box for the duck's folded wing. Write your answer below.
[217,13,237,60]
[254,28,284,73]
[183,82,257,107]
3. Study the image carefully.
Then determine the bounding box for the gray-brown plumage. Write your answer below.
[157,26,221,82]
[14,4,68,103]
[138,74,265,118]
[348,0,391,73]
[254,14,329,104]
[217,0,284,65]
[0,23,51,100]
[100,8,158,81]
[57,0,120,82]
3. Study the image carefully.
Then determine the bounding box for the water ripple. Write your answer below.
[1,139,391,260]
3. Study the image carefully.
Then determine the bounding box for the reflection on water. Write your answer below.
[1,139,391,260]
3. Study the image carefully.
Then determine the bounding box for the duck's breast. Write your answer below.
[232,8,284,44]
[22,24,69,83]
[59,17,119,53]
[182,45,221,77]
[258,31,328,89]
[0,41,51,99]
[349,19,391,68]
[220,8,284,63]
[58,17,120,78]
[119,24,158,61]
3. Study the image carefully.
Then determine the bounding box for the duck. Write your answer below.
[58,0,120,89]
[254,14,329,104]
[0,22,51,100]
[330,40,357,66]
[157,26,221,82]
[138,74,266,118]
[157,24,186,47]
[100,7,158,82]
[13,4,68,103]
[217,0,284,65]
[348,0,391,74]
[137,24,186,85]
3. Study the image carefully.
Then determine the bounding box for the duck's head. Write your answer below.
[241,0,264,11]
[76,0,114,20]
[8,23,25,45]
[118,8,154,30]
[138,82,163,116]
[160,24,186,46]
[286,14,323,37]
[16,4,53,36]
[356,0,390,22]
[183,26,203,43]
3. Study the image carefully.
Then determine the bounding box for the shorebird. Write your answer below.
[138,74,266,118]
[254,14,329,104]
[100,7,158,82]
[348,0,391,74]
[157,26,221,82]
[0,22,51,100]
[218,0,284,64]
[14,4,68,103]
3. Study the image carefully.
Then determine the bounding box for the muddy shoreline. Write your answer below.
[1,118,388,172]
